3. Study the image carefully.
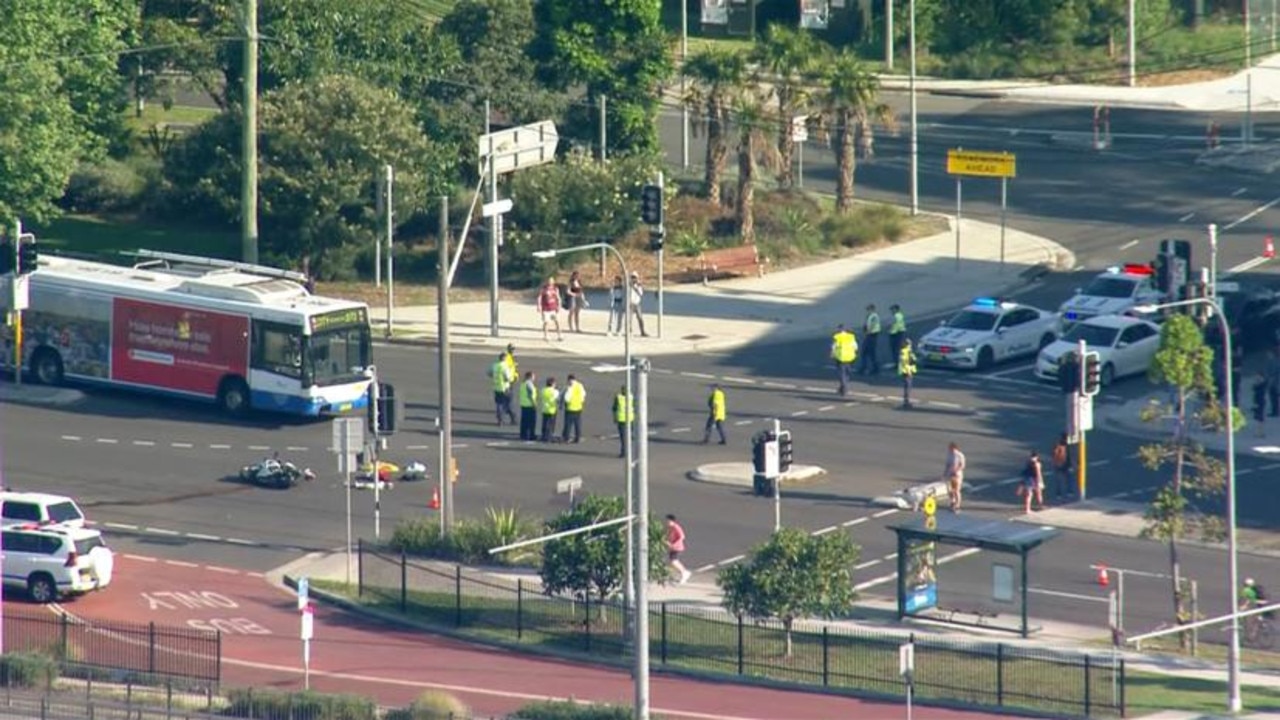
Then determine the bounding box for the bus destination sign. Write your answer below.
[310,307,369,334]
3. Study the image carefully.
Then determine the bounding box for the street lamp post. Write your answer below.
[1136,297,1240,713]
[908,0,919,216]
[533,244,636,635]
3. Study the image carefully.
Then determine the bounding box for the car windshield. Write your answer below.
[306,325,371,387]
[46,502,83,524]
[1063,324,1119,347]
[1080,277,1137,299]
[945,310,997,331]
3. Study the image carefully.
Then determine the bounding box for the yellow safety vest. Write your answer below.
[503,352,517,379]
[492,361,512,392]
[520,381,537,408]
[709,389,726,421]
[614,393,635,423]
[831,331,856,363]
[540,386,560,415]
[890,311,906,335]
[564,381,586,412]
[898,346,918,377]
[865,312,881,334]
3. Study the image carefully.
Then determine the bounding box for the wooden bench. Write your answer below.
[699,245,765,283]
[935,605,1000,626]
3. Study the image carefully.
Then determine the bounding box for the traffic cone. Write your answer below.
[1265,234,1276,260]
[1096,564,1109,587]
[428,486,441,510]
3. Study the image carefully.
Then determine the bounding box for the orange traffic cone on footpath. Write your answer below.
[428,486,441,510]
[1264,234,1276,260]
[1097,564,1109,587]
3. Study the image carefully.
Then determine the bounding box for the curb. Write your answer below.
[0,385,85,405]
[872,480,949,509]
[687,462,826,488]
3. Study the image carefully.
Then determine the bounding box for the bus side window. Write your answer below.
[251,322,303,379]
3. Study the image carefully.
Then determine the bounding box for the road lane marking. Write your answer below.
[872,509,899,518]
[286,446,308,452]
[926,400,962,409]
[722,376,756,384]
[171,442,193,448]
[734,420,753,426]
[790,410,809,417]
[206,566,240,574]
[1233,187,1248,196]
[96,438,118,444]
[248,445,271,450]
[164,560,199,568]
[981,364,1036,379]
[670,427,691,434]
[803,386,829,393]
[854,547,980,591]
[682,372,715,379]
[61,435,81,441]
[763,381,796,389]
[210,444,231,450]
[132,440,156,447]
[1090,459,1112,467]
[225,537,257,545]
[1223,194,1280,231]
[653,367,674,374]
[487,441,512,447]
[1237,468,1256,475]
[144,527,180,536]
[1119,239,1139,250]
[843,517,869,527]
[1029,587,1109,603]
[123,554,157,562]
[855,560,881,570]
[185,533,222,542]
[814,525,838,535]
[817,405,835,412]
[103,522,138,531]
[405,445,431,450]
[1178,212,1196,222]
[1227,256,1270,275]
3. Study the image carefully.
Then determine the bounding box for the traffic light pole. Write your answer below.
[11,221,22,387]
[1077,339,1089,500]
[657,172,665,339]
[773,419,782,532]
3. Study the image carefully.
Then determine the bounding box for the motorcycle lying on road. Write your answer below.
[239,453,316,489]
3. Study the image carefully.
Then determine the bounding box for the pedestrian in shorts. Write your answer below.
[665,514,691,584]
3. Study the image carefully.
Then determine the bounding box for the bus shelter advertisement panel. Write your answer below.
[111,299,248,396]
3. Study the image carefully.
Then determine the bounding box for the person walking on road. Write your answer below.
[612,385,634,458]
[702,384,727,445]
[859,304,881,375]
[539,377,561,442]
[1052,433,1074,499]
[608,275,625,336]
[898,338,918,408]
[518,372,539,441]
[502,343,518,381]
[565,270,585,334]
[561,374,586,444]
[1019,449,1045,513]
[888,304,908,360]
[537,277,564,342]
[665,514,692,585]
[629,272,649,337]
[490,352,517,426]
[831,324,858,396]
[943,442,966,513]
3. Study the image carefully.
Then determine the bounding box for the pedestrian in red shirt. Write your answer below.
[665,514,691,585]
[536,277,563,342]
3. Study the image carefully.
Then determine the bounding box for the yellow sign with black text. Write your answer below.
[946,150,1016,179]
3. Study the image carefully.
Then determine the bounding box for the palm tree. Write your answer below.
[731,89,780,244]
[814,50,896,213]
[683,48,748,207]
[751,25,821,190]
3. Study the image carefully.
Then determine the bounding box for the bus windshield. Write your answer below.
[306,325,371,386]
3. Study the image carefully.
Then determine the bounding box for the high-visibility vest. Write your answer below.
[709,389,726,421]
[492,361,513,392]
[614,393,635,423]
[890,311,907,335]
[898,346,917,377]
[520,381,537,408]
[831,331,856,363]
[540,386,560,415]
[564,381,586,412]
[503,352,517,379]
[865,312,881,334]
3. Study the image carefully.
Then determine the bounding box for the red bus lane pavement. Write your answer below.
[61,555,1036,720]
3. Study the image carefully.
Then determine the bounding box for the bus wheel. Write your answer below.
[31,349,64,386]
[218,377,251,416]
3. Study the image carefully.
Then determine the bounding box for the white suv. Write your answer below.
[0,491,86,528]
[2,525,114,602]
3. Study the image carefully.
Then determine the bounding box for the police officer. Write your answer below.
[540,377,561,443]
[503,343,518,380]
[888,304,907,361]
[518,371,538,441]
[702,384,727,445]
[859,304,881,375]
[612,385,634,458]
[898,338,918,409]
[830,324,858,396]
[561,374,586,444]
[491,352,517,426]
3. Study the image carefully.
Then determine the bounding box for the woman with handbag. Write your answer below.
[1019,449,1045,514]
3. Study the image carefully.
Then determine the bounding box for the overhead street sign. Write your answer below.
[946,149,1016,178]
[479,120,559,175]
[482,199,514,218]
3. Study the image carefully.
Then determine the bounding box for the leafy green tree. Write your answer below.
[135,0,237,111]
[163,75,452,277]
[813,50,895,214]
[751,25,822,190]
[540,495,669,612]
[683,48,748,206]
[1138,313,1235,641]
[718,527,859,657]
[730,91,781,244]
[532,0,671,154]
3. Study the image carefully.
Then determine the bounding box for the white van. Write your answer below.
[0,491,86,528]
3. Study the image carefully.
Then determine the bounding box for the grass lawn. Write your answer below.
[124,103,218,135]
[1125,670,1280,715]
[34,214,238,261]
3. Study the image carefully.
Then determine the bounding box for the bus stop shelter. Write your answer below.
[889,513,1061,638]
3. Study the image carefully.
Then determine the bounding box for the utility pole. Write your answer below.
[241,0,259,264]
[485,100,501,339]
[885,0,895,70]
[657,171,665,339]
[599,95,608,163]
[681,1,689,169]
[908,0,919,215]
[10,221,23,386]
[634,358,652,720]
[1127,0,1137,87]
[384,165,395,338]
[438,196,454,532]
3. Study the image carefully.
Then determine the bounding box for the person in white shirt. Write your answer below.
[628,272,648,337]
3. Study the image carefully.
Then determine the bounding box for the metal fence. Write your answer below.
[5,610,221,684]
[356,543,1125,718]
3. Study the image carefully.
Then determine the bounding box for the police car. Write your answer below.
[1057,264,1164,331]
[918,298,1060,371]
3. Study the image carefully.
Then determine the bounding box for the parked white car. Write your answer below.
[918,298,1059,371]
[1035,315,1162,387]
[0,491,86,528]
[1,524,114,602]
[1057,264,1164,331]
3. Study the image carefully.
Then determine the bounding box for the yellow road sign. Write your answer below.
[922,495,937,518]
[947,149,1016,178]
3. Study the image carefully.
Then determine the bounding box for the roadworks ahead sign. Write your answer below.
[946,149,1016,178]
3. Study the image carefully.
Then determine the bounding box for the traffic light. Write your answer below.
[1153,254,1170,295]
[0,241,12,275]
[17,240,36,275]
[778,430,793,473]
[751,431,769,473]
[1083,352,1102,396]
[1058,353,1080,395]
[369,382,398,435]
[640,184,663,226]
[649,229,664,252]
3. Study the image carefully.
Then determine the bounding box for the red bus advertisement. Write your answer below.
[111,298,249,397]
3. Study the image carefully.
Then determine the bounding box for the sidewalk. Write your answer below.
[1098,394,1280,459]
[379,216,1071,358]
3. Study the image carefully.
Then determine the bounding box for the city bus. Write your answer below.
[1,250,372,416]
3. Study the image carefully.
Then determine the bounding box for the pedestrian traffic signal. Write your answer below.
[640,184,663,226]
[17,241,37,275]
[778,430,793,473]
[1058,354,1080,395]
[0,241,12,275]
[1083,352,1102,396]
